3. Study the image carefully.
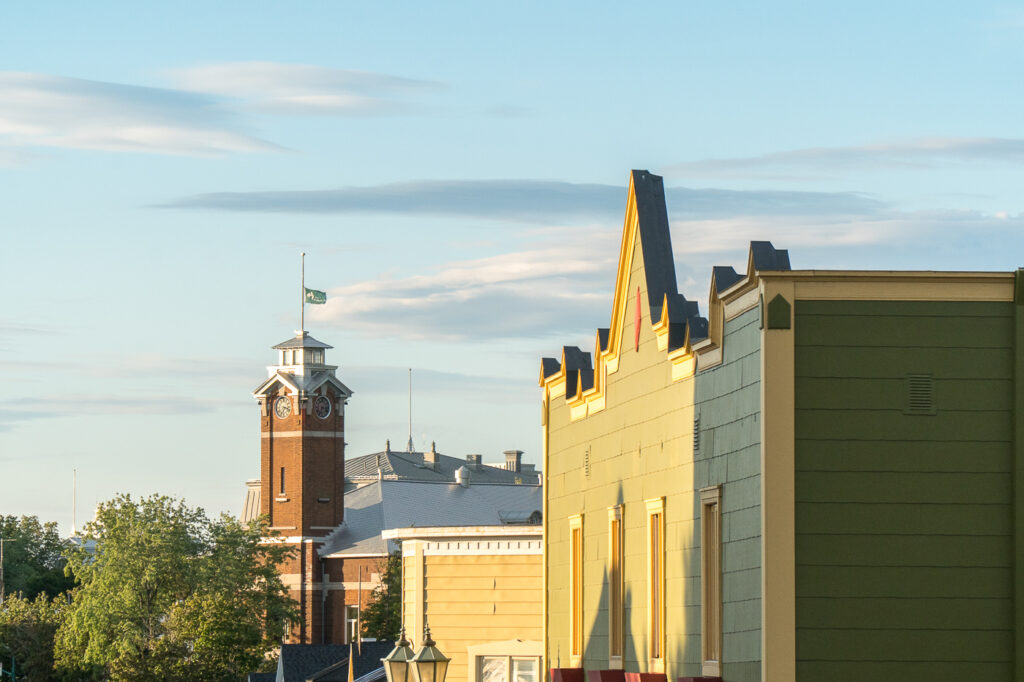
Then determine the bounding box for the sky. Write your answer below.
[2,2,1023,535]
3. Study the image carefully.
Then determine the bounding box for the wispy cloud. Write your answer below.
[0,393,218,432]
[306,207,1023,342]
[0,63,441,161]
[310,236,618,341]
[667,137,1024,179]
[167,62,442,116]
[159,179,885,221]
[0,72,279,157]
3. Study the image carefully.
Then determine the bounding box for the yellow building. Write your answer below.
[383,526,543,682]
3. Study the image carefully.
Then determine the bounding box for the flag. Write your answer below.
[305,287,326,304]
[348,643,355,682]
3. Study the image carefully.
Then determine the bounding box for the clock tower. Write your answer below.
[253,330,352,642]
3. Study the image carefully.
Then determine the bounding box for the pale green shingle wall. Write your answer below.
[544,229,763,679]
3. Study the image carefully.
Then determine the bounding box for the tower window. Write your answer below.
[280,467,285,495]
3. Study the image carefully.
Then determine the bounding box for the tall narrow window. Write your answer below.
[701,486,723,677]
[280,467,286,495]
[345,605,359,643]
[646,498,665,670]
[569,514,584,661]
[608,506,624,665]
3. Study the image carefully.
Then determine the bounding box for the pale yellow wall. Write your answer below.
[402,550,543,682]
[545,224,699,676]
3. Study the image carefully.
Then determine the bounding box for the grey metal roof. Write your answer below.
[346,448,535,485]
[273,332,333,350]
[319,479,543,558]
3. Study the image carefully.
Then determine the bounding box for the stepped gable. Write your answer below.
[711,265,743,293]
[539,169,791,404]
[561,345,593,398]
[749,240,791,271]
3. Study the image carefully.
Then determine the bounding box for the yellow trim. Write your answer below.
[759,279,795,682]
[699,485,723,678]
[607,505,624,668]
[645,497,666,673]
[568,514,584,667]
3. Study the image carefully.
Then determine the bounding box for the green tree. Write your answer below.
[54,494,296,682]
[0,593,66,681]
[0,516,74,601]
[360,552,401,641]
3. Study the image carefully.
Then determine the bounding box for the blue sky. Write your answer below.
[2,2,1022,533]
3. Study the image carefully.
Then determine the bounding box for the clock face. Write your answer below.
[274,396,292,419]
[314,396,332,420]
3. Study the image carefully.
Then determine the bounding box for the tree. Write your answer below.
[0,516,74,601]
[360,552,401,642]
[0,593,65,681]
[54,494,296,682]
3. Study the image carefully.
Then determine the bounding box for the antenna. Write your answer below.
[406,368,414,453]
[300,252,306,333]
[72,468,77,537]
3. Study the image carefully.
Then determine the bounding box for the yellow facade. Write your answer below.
[384,526,543,682]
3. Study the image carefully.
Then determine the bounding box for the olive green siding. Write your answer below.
[794,300,1015,682]
[544,229,763,679]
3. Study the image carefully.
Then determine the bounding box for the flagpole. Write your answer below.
[301,252,305,333]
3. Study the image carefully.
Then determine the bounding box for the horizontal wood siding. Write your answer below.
[794,299,1014,682]
[422,554,542,682]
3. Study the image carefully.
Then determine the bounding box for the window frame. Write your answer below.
[607,505,624,667]
[569,514,584,664]
[466,640,543,682]
[345,604,360,644]
[645,497,665,672]
[700,485,723,677]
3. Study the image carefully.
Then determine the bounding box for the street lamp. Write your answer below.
[410,624,449,682]
[382,627,416,682]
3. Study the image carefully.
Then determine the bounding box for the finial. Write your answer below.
[422,623,435,648]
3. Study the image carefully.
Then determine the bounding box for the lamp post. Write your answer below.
[382,627,416,682]
[410,624,449,682]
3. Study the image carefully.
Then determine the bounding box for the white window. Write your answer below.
[479,657,539,682]
[467,641,542,682]
[345,605,359,643]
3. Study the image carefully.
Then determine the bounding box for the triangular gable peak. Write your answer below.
[540,169,792,419]
[541,170,708,419]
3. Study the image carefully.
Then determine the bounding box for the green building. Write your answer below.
[540,170,1023,682]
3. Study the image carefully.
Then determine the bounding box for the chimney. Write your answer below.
[423,441,439,471]
[504,449,523,473]
[465,454,482,471]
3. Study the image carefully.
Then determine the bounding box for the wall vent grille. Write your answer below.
[693,415,701,454]
[584,447,591,477]
[905,374,936,415]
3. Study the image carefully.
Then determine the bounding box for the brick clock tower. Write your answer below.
[253,331,352,643]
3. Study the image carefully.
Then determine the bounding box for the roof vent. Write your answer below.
[455,465,471,487]
[905,374,936,415]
